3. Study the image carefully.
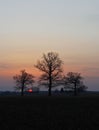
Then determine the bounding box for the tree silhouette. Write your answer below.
[13,69,35,96]
[63,72,86,96]
[35,52,63,96]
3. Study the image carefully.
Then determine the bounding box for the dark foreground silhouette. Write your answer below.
[0,95,99,130]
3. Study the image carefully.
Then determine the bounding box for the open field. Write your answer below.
[0,95,99,130]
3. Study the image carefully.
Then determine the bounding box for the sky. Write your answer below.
[0,0,99,91]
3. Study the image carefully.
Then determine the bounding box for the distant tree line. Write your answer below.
[13,52,87,96]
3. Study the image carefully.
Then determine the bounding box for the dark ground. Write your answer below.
[0,95,99,130]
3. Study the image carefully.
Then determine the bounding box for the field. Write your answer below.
[0,95,99,130]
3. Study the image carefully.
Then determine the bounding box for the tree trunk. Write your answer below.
[48,86,51,96]
[48,70,52,96]
[74,83,77,96]
[48,78,52,96]
[21,84,24,96]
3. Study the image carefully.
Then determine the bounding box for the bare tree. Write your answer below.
[77,82,88,92]
[13,69,35,96]
[35,52,63,96]
[63,72,86,96]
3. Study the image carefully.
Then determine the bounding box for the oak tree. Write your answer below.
[35,52,63,96]
[13,69,35,96]
[63,72,86,95]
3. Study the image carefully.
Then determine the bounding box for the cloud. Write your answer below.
[0,63,11,69]
[82,67,99,77]
[83,67,99,72]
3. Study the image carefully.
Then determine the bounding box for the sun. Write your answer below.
[28,89,33,93]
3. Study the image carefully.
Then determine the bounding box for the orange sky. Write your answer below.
[0,0,99,91]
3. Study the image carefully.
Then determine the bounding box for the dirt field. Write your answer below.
[0,95,99,130]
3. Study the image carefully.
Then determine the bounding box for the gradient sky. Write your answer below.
[0,0,99,91]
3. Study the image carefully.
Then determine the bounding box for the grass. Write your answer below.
[0,95,99,129]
